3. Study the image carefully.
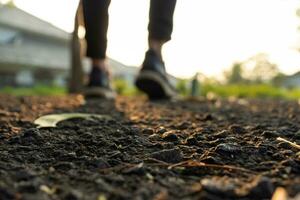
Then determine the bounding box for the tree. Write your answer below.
[272,72,286,87]
[297,8,300,51]
[243,53,279,83]
[176,79,189,96]
[69,0,84,93]
[224,53,280,84]
[225,62,244,84]
[0,0,15,7]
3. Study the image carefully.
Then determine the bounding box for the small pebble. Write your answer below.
[162,131,179,142]
[247,176,275,199]
[186,136,198,145]
[262,130,279,138]
[229,125,246,134]
[215,143,241,155]
[150,148,183,163]
[143,128,154,135]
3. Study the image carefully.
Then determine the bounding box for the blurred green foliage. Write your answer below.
[0,81,141,96]
[173,78,300,100]
[176,79,189,96]
[112,79,141,96]
[0,85,66,96]
[201,84,300,99]
[1,80,299,100]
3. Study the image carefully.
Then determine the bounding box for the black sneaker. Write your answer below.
[135,49,177,100]
[84,67,116,99]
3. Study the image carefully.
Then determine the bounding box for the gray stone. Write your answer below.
[215,143,241,155]
[150,148,183,163]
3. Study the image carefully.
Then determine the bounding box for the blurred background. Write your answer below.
[0,0,300,99]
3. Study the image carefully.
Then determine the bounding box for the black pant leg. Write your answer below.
[82,0,111,59]
[148,0,177,42]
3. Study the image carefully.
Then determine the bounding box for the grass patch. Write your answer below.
[0,85,67,96]
[201,84,300,100]
[113,79,142,96]
[1,83,299,100]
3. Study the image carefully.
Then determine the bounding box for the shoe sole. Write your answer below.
[84,87,116,99]
[135,70,177,100]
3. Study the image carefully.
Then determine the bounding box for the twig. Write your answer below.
[143,158,170,166]
[271,187,288,200]
[167,160,256,174]
[98,159,255,175]
[276,137,300,151]
[98,162,135,173]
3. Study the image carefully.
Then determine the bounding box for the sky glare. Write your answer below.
[3,0,300,78]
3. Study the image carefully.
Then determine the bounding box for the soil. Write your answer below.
[0,95,299,200]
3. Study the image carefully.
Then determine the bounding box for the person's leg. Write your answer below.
[135,0,177,99]
[82,0,115,98]
[82,0,111,71]
[148,0,177,60]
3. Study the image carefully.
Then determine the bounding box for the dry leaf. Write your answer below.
[98,194,107,200]
[40,185,56,195]
[34,113,111,128]
[271,187,288,200]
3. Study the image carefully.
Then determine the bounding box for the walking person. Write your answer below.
[82,0,177,99]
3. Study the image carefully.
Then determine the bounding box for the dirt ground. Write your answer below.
[0,95,299,200]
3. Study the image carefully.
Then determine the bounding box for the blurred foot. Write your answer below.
[135,49,177,100]
[84,66,116,99]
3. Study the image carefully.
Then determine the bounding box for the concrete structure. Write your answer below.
[282,72,300,88]
[0,4,71,87]
[0,4,138,88]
